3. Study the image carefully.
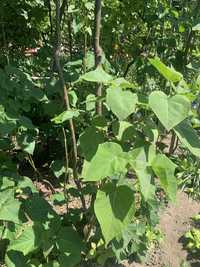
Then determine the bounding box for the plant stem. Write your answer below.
[54,0,86,210]
[169,131,176,155]
[47,0,53,36]
[62,127,69,204]
[94,0,103,115]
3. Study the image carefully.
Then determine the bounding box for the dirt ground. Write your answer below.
[121,191,200,267]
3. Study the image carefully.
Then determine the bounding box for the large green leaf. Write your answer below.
[82,142,128,181]
[106,88,138,121]
[94,183,135,244]
[174,120,200,158]
[51,110,79,124]
[81,66,113,83]
[149,57,183,83]
[8,225,42,256]
[149,91,190,131]
[152,154,177,201]
[56,227,83,267]
[0,189,21,224]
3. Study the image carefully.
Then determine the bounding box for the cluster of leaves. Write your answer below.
[1,52,200,266]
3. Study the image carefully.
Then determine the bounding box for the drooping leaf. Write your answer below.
[51,110,79,124]
[149,91,190,131]
[51,160,66,178]
[5,251,27,267]
[110,78,135,89]
[17,130,36,155]
[81,66,113,83]
[94,183,135,244]
[128,147,155,201]
[152,154,177,201]
[82,142,128,181]
[106,88,138,121]
[174,120,200,158]
[149,57,183,83]
[0,189,21,224]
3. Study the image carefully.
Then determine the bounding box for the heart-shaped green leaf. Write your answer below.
[94,183,135,244]
[106,88,138,121]
[149,91,190,131]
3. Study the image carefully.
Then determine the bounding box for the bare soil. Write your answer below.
[121,191,200,267]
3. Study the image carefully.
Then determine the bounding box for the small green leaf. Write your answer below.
[106,88,138,121]
[51,160,66,178]
[152,154,177,201]
[192,23,200,31]
[82,142,128,181]
[85,94,96,111]
[51,110,79,124]
[174,120,200,158]
[110,78,135,89]
[94,183,135,244]
[81,66,113,83]
[17,131,36,155]
[112,121,136,141]
[149,91,190,131]
[149,57,183,83]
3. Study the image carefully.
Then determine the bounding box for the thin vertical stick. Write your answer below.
[54,0,86,210]
[94,0,103,115]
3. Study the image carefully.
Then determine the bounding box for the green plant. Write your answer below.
[0,0,200,266]
[176,152,200,199]
[184,215,200,254]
